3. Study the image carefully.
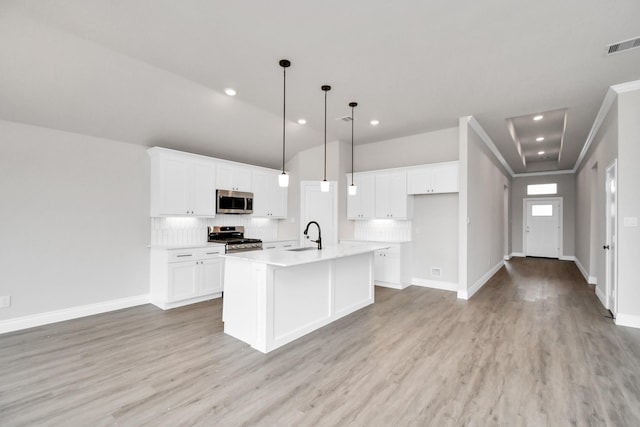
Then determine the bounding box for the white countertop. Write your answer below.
[221,243,388,267]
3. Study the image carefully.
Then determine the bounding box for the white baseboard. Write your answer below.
[151,293,221,310]
[574,257,588,281]
[595,286,608,309]
[503,254,511,261]
[574,257,597,285]
[510,252,525,258]
[559,255,576,262]
[411,277,458,292]
[0,294,150,334]
[616,313,640,329]
[457,260,504,300]
[374,281,404,290]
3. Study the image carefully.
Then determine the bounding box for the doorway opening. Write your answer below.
[605,160,618,315]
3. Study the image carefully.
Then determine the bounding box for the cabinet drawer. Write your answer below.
[199,247,225,259]
[168,250,198,263]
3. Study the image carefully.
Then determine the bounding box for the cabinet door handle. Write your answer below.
[176,254,193,258]
[206,251,221,255]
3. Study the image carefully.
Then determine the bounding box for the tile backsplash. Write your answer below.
[354,220,412,242]
[151,216,279,247]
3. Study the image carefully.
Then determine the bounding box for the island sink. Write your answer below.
[286,247,318,252]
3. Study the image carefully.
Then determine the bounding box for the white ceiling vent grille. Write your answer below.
[335,116,353,122]
[606,36,640,56]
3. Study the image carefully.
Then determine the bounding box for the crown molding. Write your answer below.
[573,79,640,172]
[466,116,515,177]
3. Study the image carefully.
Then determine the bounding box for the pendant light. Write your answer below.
[278,59,291,187]
[348,102,358,196]
[320,85,331,192]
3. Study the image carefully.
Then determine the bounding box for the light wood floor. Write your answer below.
[2,257,640,426]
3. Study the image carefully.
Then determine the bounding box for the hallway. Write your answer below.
[1,257,640,426]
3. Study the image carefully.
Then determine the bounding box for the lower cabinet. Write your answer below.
[373,243,411,289]
[151,245,225,309]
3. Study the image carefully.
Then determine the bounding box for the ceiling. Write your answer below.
[1,1,639,173]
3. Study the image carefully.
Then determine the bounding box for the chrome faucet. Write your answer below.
[303,221,322,250]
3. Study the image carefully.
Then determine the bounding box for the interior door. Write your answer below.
[605,161,618,314]
[300,181,338,247]
[524,198,560,258]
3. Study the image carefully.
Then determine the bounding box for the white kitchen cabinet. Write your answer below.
[373,243,411,289]
[347,173,376,219]
[151,245,225,309]
[375,172,412,219]
[216,164,252,192]
[407,161,459,195]
[251,170,288,218]
[149,148,216,217]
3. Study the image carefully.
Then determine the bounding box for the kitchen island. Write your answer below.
[221,244,385,353]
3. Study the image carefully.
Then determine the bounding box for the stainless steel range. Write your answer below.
[207,226,262,253]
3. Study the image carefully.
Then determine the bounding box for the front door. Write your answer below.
[524,198,561,258]
[605,160,618,314]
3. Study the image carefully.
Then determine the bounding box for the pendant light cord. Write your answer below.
[282,66,286,174]
[351,105,355,185]
[324,89,327,181]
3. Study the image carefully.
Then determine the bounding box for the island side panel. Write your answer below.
[333,252,375,318]
[268,261,332,350]
[223,258,266,347]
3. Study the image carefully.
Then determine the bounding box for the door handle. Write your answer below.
[603,245,610,250]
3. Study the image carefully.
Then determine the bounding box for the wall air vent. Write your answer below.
[606,36,640,56]
[335,116,353,122]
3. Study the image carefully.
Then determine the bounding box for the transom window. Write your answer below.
[527,183,557,195]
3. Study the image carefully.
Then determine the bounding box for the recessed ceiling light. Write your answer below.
[533,115,543,121]
[224,88,237,96]
[538,151,545,155]
[297,119,307,125]
[536,137,544,142]
[370,120,379,126]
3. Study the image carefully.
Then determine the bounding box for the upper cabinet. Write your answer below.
[252,170,287,218]
[216,164,252,192]
[375,171,412,219]
[149,147,287,220]
[407,161,459,195]
[347,173,375,220]
[149,148,216,217]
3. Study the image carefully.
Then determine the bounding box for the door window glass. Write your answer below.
[531,204,553,216]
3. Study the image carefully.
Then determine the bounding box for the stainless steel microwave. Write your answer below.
[216,190,253,214]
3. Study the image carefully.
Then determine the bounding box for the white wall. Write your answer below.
[353,127,458,170]
[0,120,150,322]
[460,118,511,298]
[511,173,576,257]
[575,100,618,295]
[616,88,640,323]
[411,194,459,283]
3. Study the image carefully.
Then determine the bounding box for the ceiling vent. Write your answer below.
[606,36,640,56]
[335,116,353,122]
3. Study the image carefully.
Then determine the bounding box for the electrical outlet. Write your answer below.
[0,296,11,308]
